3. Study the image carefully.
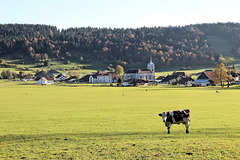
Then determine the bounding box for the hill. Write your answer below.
[0,23,240,73]
[207,36,233,57]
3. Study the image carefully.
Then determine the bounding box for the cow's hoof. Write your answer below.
[186,130,189,134]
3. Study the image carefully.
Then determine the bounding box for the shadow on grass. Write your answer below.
[1,128,239,143]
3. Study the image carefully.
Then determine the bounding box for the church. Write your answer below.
[124,57,155,81]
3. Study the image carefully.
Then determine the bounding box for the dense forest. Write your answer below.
[0,23,240,69]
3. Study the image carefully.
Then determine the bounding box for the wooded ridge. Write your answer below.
[1,23,240,69]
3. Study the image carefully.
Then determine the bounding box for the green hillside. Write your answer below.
[207,36,233,57]
[1,23,240,75]
[207,36,240,66]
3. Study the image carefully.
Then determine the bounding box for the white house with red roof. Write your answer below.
[88,71,117,83]
[35,77,54,85]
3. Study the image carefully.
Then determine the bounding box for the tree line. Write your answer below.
[1,23,240,69]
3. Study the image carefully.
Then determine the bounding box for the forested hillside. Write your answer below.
[0,23,240,70]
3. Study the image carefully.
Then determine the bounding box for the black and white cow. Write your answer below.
[159,109,190,134]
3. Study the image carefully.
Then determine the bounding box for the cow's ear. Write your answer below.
[159,113,162,116]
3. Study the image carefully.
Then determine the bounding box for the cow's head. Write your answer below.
[159,112,167,122]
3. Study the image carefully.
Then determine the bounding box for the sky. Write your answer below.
[1,0,240,29]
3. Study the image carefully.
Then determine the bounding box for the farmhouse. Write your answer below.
[48,69,60,75]
[65,76,77,83]
[155,76,165,83]
[123,79,149,86]
[193,70,214,86]
[35,77,54,85]
[79,71,118,83]
[178,77,194,86]
[20,75,33,81]
[55,73,67,82]
[35,70,54,79]
[158,72,191,85]
[124,57,155,82]
[160,74,183,85]
[90,71,117,83]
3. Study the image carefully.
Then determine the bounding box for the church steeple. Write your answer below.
[147,57,155,80]
[147,57,155,73]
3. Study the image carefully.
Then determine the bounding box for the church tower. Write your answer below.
[147,57,155,80]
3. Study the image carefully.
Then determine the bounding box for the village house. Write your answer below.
[232,76,239,82]
[65,76,77,83]
[35,70,54,79]
[160,74,183,85]
[90,71,117,83]
[178,77,194,86]
[79,71,118,83]
[78,74,92,83]
[124,69,154,81]
[159,72,191,85]
[155,76,165,83]
[20,74,33,81]
[123,79,149,86]
[55,73,67,82]
[48,69,60,75]
[193,70,214,86]
[35,77,54,85]
[34,69,55,85]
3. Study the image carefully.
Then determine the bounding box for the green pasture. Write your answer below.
[207,35,240,65]
[207,36,233,58]
[0,83,239,159]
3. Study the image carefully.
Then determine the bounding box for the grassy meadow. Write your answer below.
[0,83,240,159]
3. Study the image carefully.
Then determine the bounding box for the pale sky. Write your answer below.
[1,0,240,29]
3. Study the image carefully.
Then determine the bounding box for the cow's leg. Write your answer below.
[185,122,189,133]
[167,124,172,134]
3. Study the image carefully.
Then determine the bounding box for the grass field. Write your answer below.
[0,83,240,159]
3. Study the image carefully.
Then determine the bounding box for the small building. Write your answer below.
[172,72,188,77]
[48,69,60,75]
[35,77,54,85]
[123,79,149,86]
[155,76,165,83]
[55,73,67,82]
[20,75,33,81]
[178,77,194,86]
[65,76,77,83]
[78,75,92,83]
[193,70,214,86]
[124,69,154,81]
[160,75,183,85]
[79,71,118,83]
[232,76,239,82]
[35,70,54,79]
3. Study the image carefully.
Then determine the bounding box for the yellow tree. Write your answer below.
[115,65,124,86]
[115,65,124,77]
[212,63,231,88]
